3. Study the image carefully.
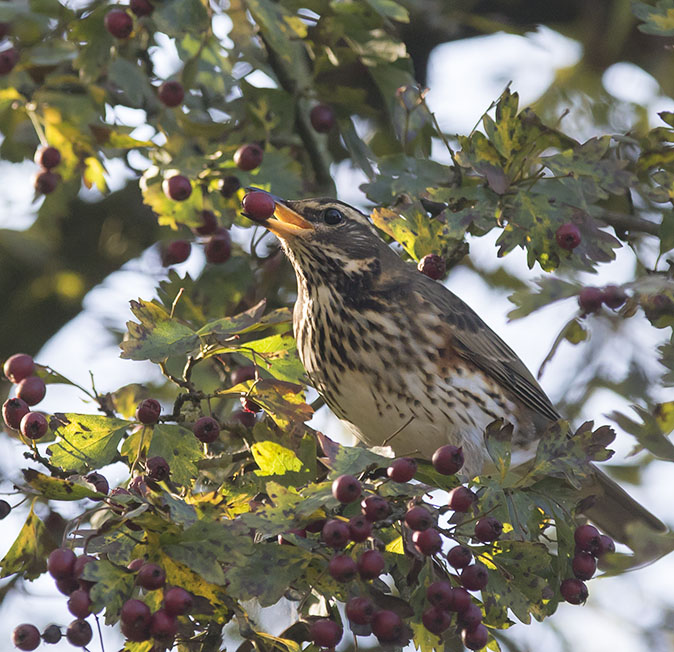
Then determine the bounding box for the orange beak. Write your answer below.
[265,202,314,238]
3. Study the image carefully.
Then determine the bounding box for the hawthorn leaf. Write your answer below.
[317,432,392,475]
[86,525,143,565]
[607,403,674,460]
[197,300,268,342]
[507,278,578,320]
[21,469,102,501]
[233,332,305,383]
[157,551,225,606]
[633,0,674,35]
[484,421,513,481]
[0,505,54,580]
[84,560,136,624]
[146,424,203,486]
[251,441,305,476]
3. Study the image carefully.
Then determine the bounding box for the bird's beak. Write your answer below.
[266,201,314,239]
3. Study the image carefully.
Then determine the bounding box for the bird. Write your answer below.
[253,195,666,546]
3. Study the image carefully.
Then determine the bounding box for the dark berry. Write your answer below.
[104,9,133,38]
[127,558,145,572]
[357,549,385,579]
[16,376,46,406]
[596,534,615,557]
[34,170,60,194]
[413,527,443,555]
[348,515,372,542]
[205,230,232,263]
[146,456,170,481]
[432,444,464,474]
[150,608,177,639]
[426,580,454,608]
[418,254,446,280]
[130,0,153,15]
[195,209,217,235]
[120,619,151,642]
[163,586,193,616]
[56,577,79,595]
[192,416,220,443]
[346,596,376,625]
[230,409,256,428]
[578,287,604,314]
[128,475,149,496]
[163,174,192,201]
[136,398,161,424]
[34,147,61,170]
[310,619,342,648]
[305,518,326,533]
[450,587,472,613]
[158,80,184,107]
[448,486,475,512]
[233,144,263,171]
[422,605,451,635]
[371,610,403,643]
[0,22,8,39]
[460,564,489,591]
[162,240,191,266]
[404,505,433,531]
[574,524,601,553]
[220,175,241,198]
[4,353,35,382]
[361,495,390,522]
[12,624,40,651]
[73,555,96,589]
[277,528,306,545]
[242,191,275,222]
[231,365,256,385]
[386,457,417,482]
[0,47,18,75]
[474,517,502,543]
[458,603,483,628]
[462,623,489,650]
[42,624,62,644]
[555,222,581,250]
[328,554,357,582]
[560,577,588,604]
[310,104,336,133]
[66,619,92,647]
[572,551,597,580]
[331,474,361,503]
[67,589,92,618]
[602,285,627,309]
[47,547,76,580]
[136,563,166,590]
[321,519,350,549]
[85,472,109,495]
[121,598,152,628]
[447,545,473,569]
[3,397,30,429]
[0,499,10,519]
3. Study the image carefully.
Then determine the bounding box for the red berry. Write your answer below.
[560,577,588,604]
[458,602,483,628]
[578,287,604,314]
[413,528,443,555]
[310,619,342,648]
[12,624,40,651]
[328,554,357,582]
[233,144,263,171]
[0,47,18,75]
[371,610,403,643]
[432,444,464,474]
[422,605,451,635]
[321,519,350,549]
[162,240,191,266]
[34,170,60,194]
[426,580,454,608]
[357,549,385,579]
[121,598,152,628]
[56,577,79,595]
[195,209,218,235]
[104,9,133,38]
[231,365,256,385]
[230,409,256,428]
[85,472,109,495]
[242,191,275,223]
[555,222,581,250]
[346,596,376,625]
[0,500,10,519]
[309,104,336,133]
[16,376,46,406]
[331,474,362,503]
[66,619,92,647]
[163,586,193,616]
[150,608,177,640]
[220,175,241,198]
[596,534,615,556]
[361,495,390,522]
[127,558,144,572]
[4,353,35,382]
[448,486,475,512]
[34,147,61,170]
[128,475,149,496]
[158,80,184,107]
[136,398,161,424]
[602,285,626,309]
[572,551,597,580]
[386,457,417,482]
[417,254,446,280]
[277,528,306,545]
[163,174,192,201]
[447,545,473,569]
[462,623,489,650]
[305,518,326,533]
[48,547,76,580]
[404,505,433,531]
[450,587,472,613]
[348,515,372,542]
[120,619,151,642]
[192,416,220,443]
[460,564,489,591]
[130,0,153,15]
[67,589,92,618]
[146,456,170,481]
[574,524,601,553]
[3,397,30,429]
[41,624,62,644]
[205,230,232,264]
[136,563,166,590]
[73,554,96,589]
[474,517,502,543]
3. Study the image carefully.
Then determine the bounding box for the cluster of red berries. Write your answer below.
[578,285,627,314]
[33,146,62,195]
[2,354,49,441]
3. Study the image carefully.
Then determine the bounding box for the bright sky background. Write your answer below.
[1,22,673,652]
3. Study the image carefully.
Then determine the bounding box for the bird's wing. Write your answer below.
[411,274,561,423]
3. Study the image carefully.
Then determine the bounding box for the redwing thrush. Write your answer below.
[255,196,665,544]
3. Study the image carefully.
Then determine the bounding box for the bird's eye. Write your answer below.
[323,208,344,226]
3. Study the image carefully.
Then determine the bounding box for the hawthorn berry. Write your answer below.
[233,143,263,171]
[450,587,472,613]
[231,365,256,385]
[162,240,191,266]
[460,564,489,591]
[220,175,241,198]
[310,619,342,648]
[121,598,152,628]
[328,554,358,582]
[20,412,47,439]
[345,596,376,629]
[195,209,218,235]
[163,586,194,616]
[603,285,626,309]
[361,495,390,521]
[357,549,385,579]
[127,558,145,572]
[555,222,581,250]
[146,456,170,481]
[422,605,451,635]
[404,505,433,531]
[348,515,372,542]
[242,191,275,222]
[4,353,35,382]
[205,230,232,264]
[418,254,446,280]
[13,624,40,651]
[136,563,166,590]
[0,499,10,519]
[128,475,149,496]
[104,9,133,38]
[158,80,184,107]
[0,22,8,39]
[130,0,153,15]
[47,547,76,580]
[41,624,62,644]
[447,545,473,569]
[474,517,503,543]
[321,519,350,549]
[136,398,161,424]
[0,47,18,75]
[121,619,151,643]
[3,397,30,429]
[458,602,483,629]
[34,147,61,170]
[56,577,79,595]
[597,534,615,556]
[371,610,403,643]
[560,577,588,604]
[16,376,46,406]
[331,474,361,503]
[574,524,601,553]
[230,409,256,428]
[67,589,92,618]
[432,444,464,474]
[578,287,604,314]
[462,623,489,650]
[73,554,96,589]
[66,619,92,647]
[34,170,60,194]
[150,609,177,639]
[426,580,454,608]
[572,551,597,580]
[386,457,417,482]
[413,528,443,555]
[193,416,220,443]
[309,104,336,133]
[447,485,475,512]
[277,528,306,545]
[86,472,109,495]
[163,174,192,201]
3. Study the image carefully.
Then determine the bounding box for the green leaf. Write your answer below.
[197,300,268,341]
[507,278,579,320]
[318,432,392,475]
[47,413,131,472]
[483,421,513,480]
[108,58,156,108]
[365,0,409,22]
[148,424,203,486]
[607,403,674,460]
[0,505,55,580]
[234,332,305,383]
[21,469,102,501]
[87,524,142,565]
[633,0,674,35]
[152,0,210,37]
[84,560,136,624]
[251,440,305,475]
